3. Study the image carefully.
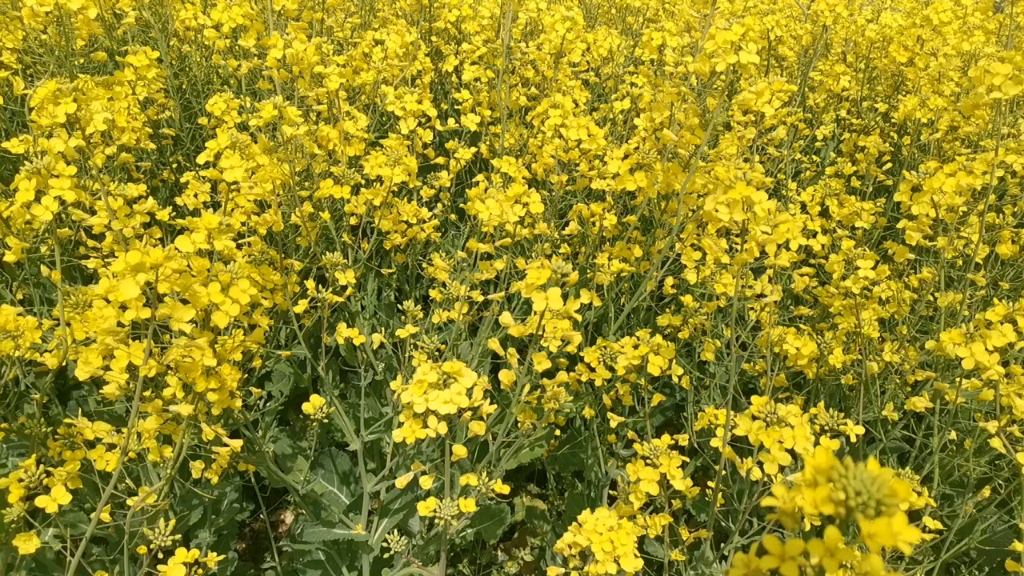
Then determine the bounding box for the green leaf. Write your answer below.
[273,435,296,457]
[882,439,911,455]
[512,495,549,525]
[547,427,591,474]
[371,486,418,550]
[340,341,358,366]
[299,522,371,542]
[267,360,300,397]
[643,537,666,559]
[285,455,311,487]
[306,448,357,521]
[503,427,554,470]
[61,510,90,537]
[288,542,362,576]
[466,503,511,543]
[185,477,250,555]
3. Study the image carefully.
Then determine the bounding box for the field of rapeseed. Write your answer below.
[2,0,1024,574]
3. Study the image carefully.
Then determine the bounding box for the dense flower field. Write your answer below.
[1,0,1023,574]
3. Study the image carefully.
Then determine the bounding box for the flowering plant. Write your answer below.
[0,0,1021,575]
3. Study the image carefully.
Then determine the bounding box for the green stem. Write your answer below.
[67,319,155,576]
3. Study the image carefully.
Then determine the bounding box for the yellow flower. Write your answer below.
[607,412,625,429]
[726,543,763,576]
[156,547,202,576]
[301,394,333,421]
[491,479,511,495]
[468,420,487,437]
[904,395,934,413]
[34,483,72,513]
[858,512,923,555]
[531,351,552,372]
[758,535,804,576]
[451,443,468,461]
[396,324,419,339]
[881,402,899,422]
[335,323,366,346]
[417,497,439,517]
[487,338,505,357]
[115,278,142,302]
[302,393,327,415]
[395,471,416,489]
[200,552,227,568]
[458,497,477,513]
[498,369,516,389]
[806,525,853,573]
[12,532,41,555]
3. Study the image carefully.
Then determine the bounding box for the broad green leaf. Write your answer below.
[371,486,418,549]
[546,426,591,474]
[643,537,666,559]
[268,360,300,397]
[465,502,511,543]
[285,455,311,487]
[503,427,554,470]
[305,448,357,521]
[512,495,548,525]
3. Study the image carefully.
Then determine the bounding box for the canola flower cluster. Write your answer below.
[550,506,646,575]
[390,358,494,444]
[0,0,1023,574]
[729,446,926,576]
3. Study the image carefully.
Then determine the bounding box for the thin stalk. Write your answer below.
[702,268,744,560]
[66,319,156,576]
[251,472,284,573]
